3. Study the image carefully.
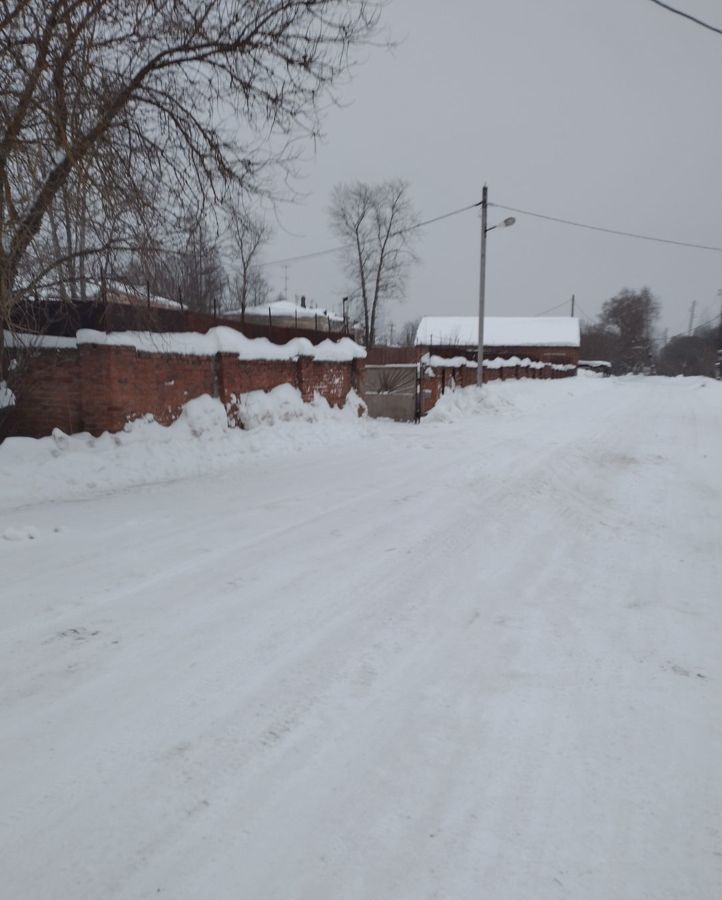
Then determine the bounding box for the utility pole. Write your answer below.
[571,293,575,317]
[475,185,516,386]
[283,264,289,301]
[476,184,488,388]
[688,300,696,335]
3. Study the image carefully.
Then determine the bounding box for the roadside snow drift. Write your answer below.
[0,387,369,508]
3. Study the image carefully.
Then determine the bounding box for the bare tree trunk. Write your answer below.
[61,185,78,304]
[48,206,69,304]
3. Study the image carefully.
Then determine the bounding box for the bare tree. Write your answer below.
[246,268,271,309]
[0,1,381,367]
[329,179,418,346]
[401,316,421,346]
[600,287,660,372]
[123,213,227,313]
[226,203,271,321]
[657,333,717,377]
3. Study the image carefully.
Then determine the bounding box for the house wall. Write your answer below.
[3,345,364,439]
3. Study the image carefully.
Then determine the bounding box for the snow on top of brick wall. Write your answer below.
[4,327,366,362]
[421,353,575,371]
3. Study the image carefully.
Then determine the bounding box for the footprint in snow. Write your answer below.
[2,525,40,541]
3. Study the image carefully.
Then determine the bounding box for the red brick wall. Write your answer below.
[2,344,364,439]
[3,348,82,437]
[218,355,298,402]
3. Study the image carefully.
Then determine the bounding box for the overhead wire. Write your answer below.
[533,298,573,317]
[646,0,722,35]
[259,196,721,271]
[667,311,722,339]
[489,202,722,253]
[258,201,481,268]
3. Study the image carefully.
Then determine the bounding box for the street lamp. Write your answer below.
[477,184,515,387]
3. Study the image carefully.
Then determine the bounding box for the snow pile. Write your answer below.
[425,375,612,424]
[236,384,365,429]
[3,327,366,362]
[0,389,372,509]
[425,385,516,422]
[312,337,366,361]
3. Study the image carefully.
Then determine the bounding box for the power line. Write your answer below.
[489,202,722,252]
[404,201,481,233]
[575,303,595,322]
[257,195,721,271]
[668,310,722,338]
[258,201,481,268]
[647,0,722,35]
[533,298,572,317]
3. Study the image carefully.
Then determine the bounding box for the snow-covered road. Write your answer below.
[1,376,720,899]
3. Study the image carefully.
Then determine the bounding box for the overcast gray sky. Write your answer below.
[258,0,721,338]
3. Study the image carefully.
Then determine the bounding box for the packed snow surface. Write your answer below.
[416,315,581,347]
[1,376,719,900]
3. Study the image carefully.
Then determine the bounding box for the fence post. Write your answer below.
[415,363,422,424]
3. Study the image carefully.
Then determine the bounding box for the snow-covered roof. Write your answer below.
[20,280,182,309]
[86,281,182,309]
[234,300,344,322]
[415,316,580,348]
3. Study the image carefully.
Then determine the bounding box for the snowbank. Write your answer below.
[425,385,516,422]
[424,375,611,424]
[0,388,372,509]
[234,384,366,430]
[3,327,367,362]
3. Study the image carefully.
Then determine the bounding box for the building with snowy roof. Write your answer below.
[415,316,580,366]
[225,299,362,340]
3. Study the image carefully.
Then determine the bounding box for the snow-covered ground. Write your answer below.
[1,375,719,900]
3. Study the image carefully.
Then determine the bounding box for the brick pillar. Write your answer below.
[79,343,137,435]
[351,358,365,396]
[296,355,315,402]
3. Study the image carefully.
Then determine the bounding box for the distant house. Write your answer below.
[8,279,186,337]
[86,281,183,310]
[415,316,581,366]
[225,299,362,340]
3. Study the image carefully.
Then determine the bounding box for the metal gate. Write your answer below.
[364,364,422,422]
